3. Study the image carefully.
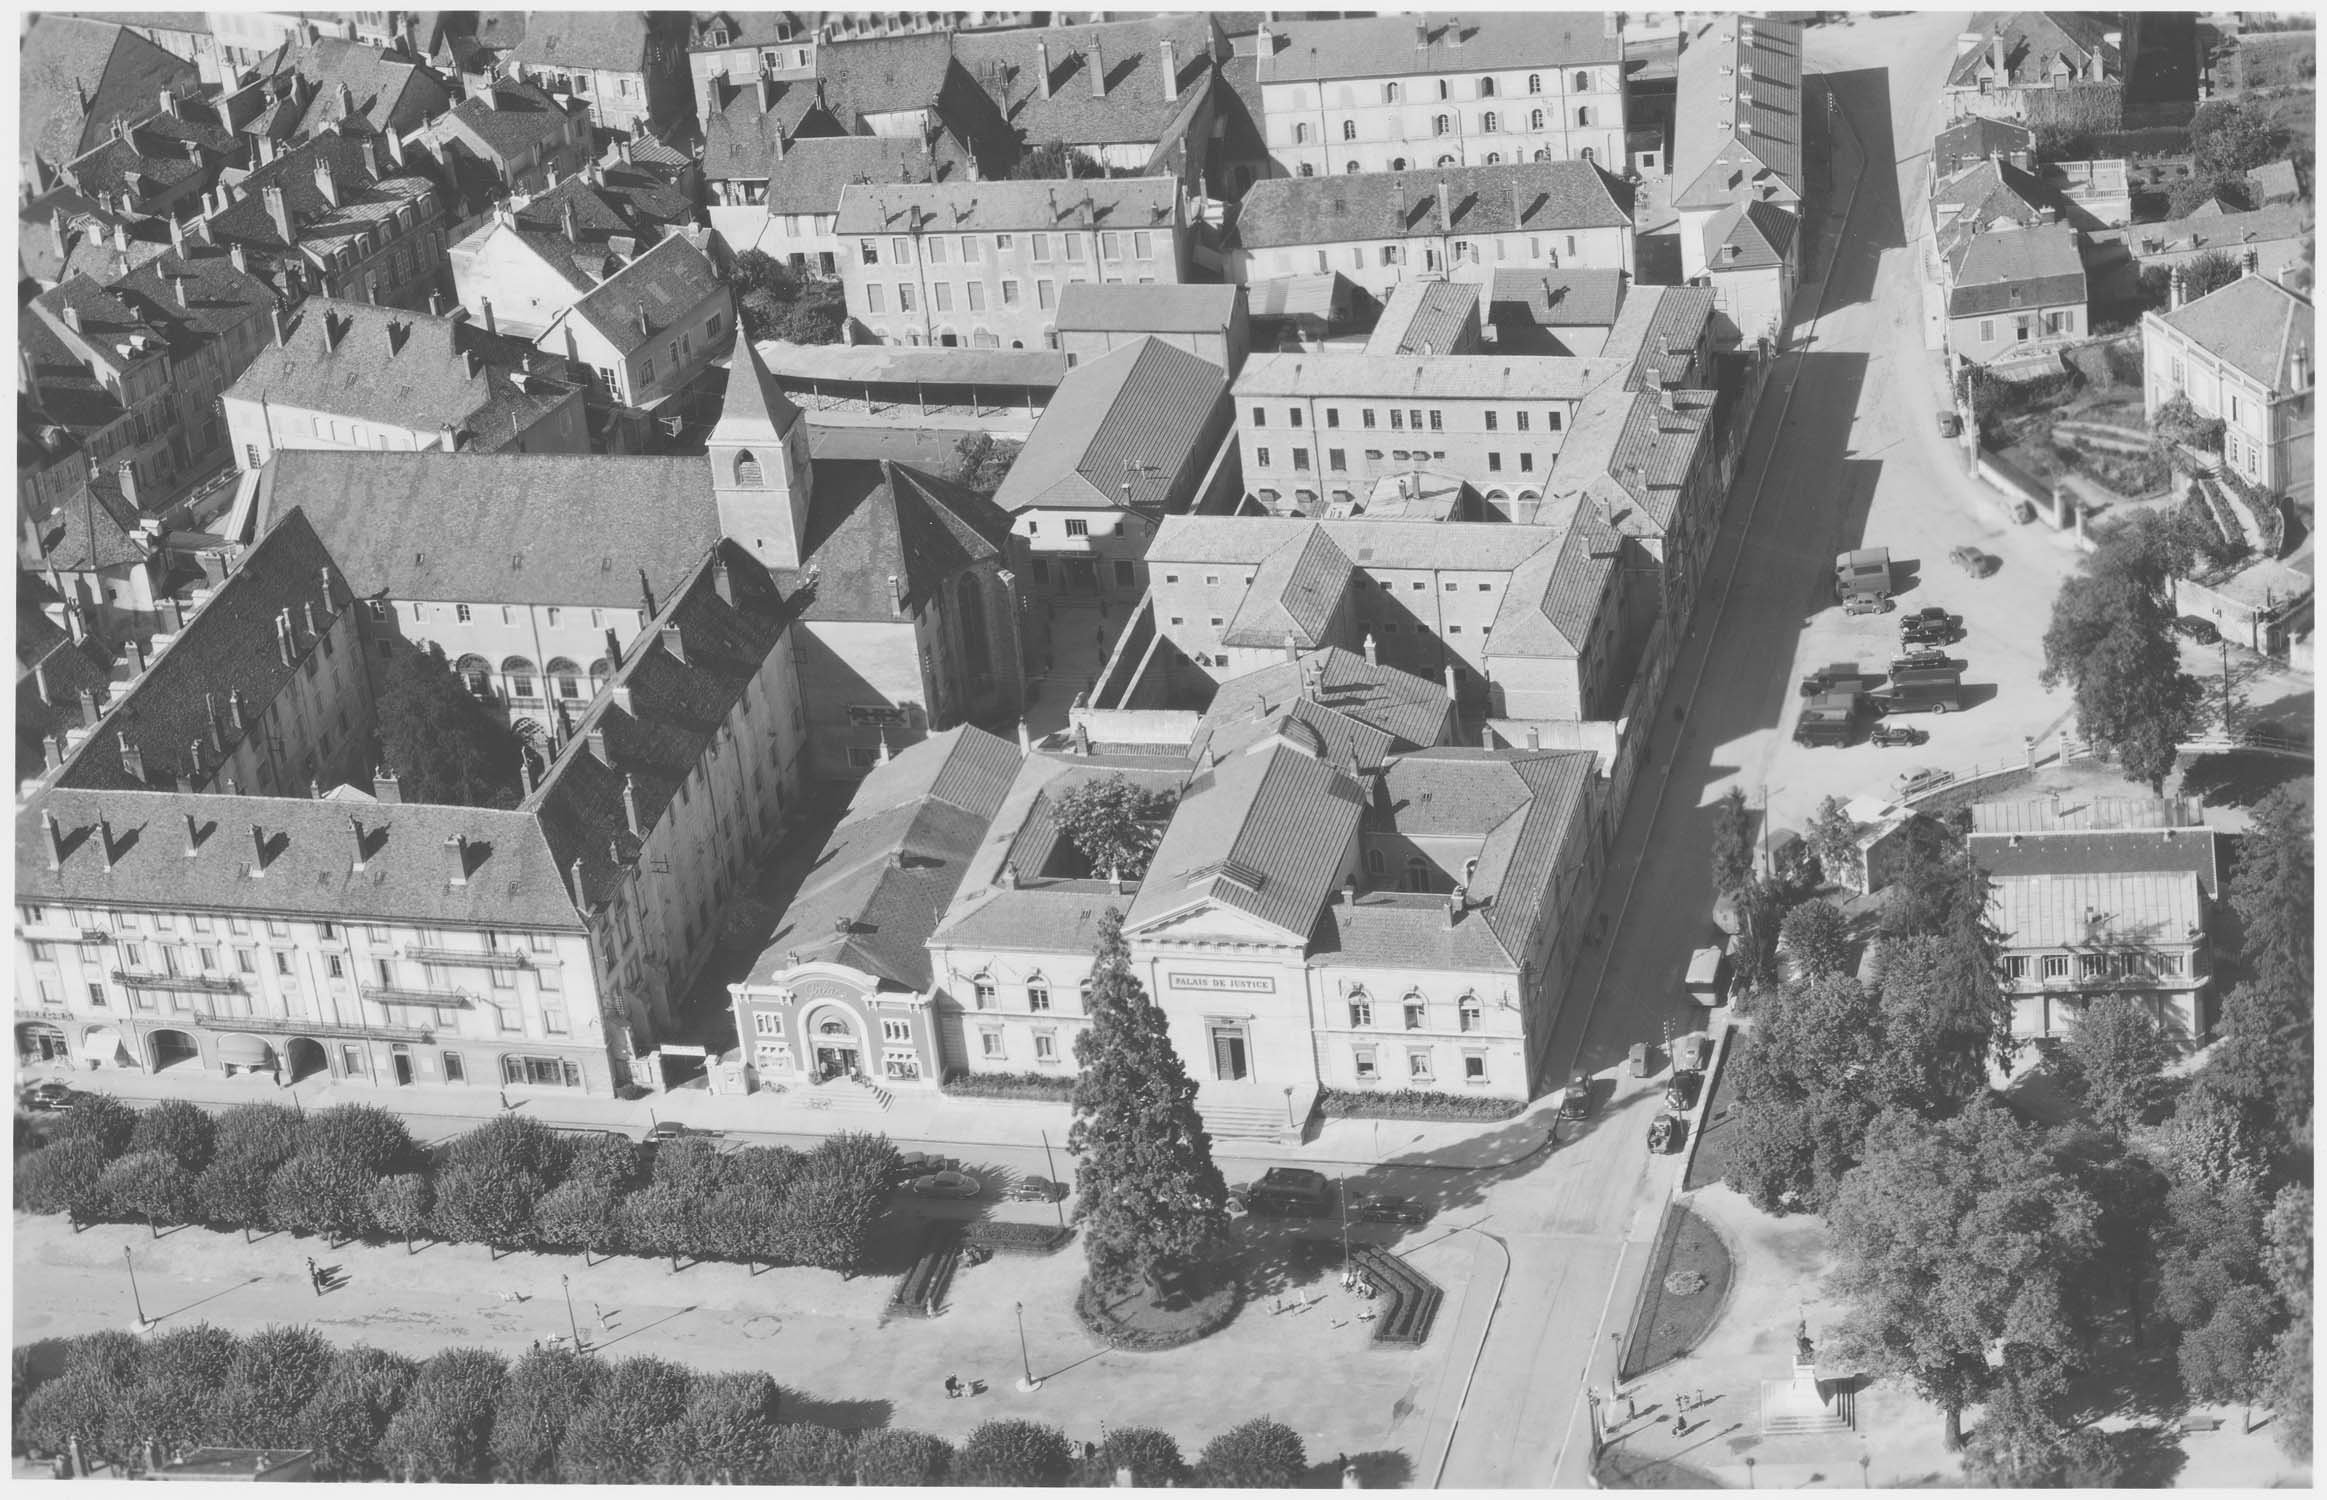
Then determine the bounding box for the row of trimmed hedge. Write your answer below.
[1316,1087,1526,1122]
[939,1069,1078,1102]
[13,1096,895,1275]
[12,1325,1311,1487]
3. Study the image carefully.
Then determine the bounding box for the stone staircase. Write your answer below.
[1197,1082,1316,1144]
[1758,1375,1857,1435]
[2052,417,2152,454]
[798,1077,892,1114]
[2200,469,2271,557]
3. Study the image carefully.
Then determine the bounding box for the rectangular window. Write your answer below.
[1353,1047,1379,1080]
[891,237,910,261]
[1031,233,1050,262]
[2006,956,2030,980]
[1001,280,1021,305]
[996,233,1013,250]
[1979,319,1995,342]
[1348,998,1373,1027]
[1134,230,1152,259]
[88,982,108,1008]
[543,1006,567,1035]
[1037,279,1056,309]
[973,979,996,1009]
[932,282,953,313]
[1028,983,1052,1012]
[897,283,916,312]
[1484,411,1498,431]
[275,952,293,976]
[961,236,979,261]
[2041,954,2070,979]
[1404,1001,1425,1030]
[1065,236,1085,263]
[1520,453,1535,471]
[1488,452,1503,472]
[865,283,885,314]
[966,282,985,311]
[980,1030,1005,1059]
[1407,1049,1433,1082]
[861,239,879,264]
[1547,410,1563,431]
[1329,449,1347,471]
[927,237,948,264]
[2078,953,2108,979]
[1464,1054,1486,1082]
[753,1010,783,1037]
[1362,409,1376,428]
[1429,410,1444,431]
[1256,446,1272,468]
[1033,1032,1058,1061]
[1292,449,1310,471]
[1065,518,1090,537]
[1517,411,1531,431]
[1100,232,1121,259]
[1289,409,1304,428]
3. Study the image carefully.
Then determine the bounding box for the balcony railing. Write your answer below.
[189,1013,435,1043]
[114,970,244,994]
[403,946,531,970]
[362,986,477,1010]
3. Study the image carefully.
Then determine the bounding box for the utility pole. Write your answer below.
[2219,637,2232,737]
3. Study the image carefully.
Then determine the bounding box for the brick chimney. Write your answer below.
[42,810,64,871]
[263,183,294,243]
[118,732,145,782]
[622,773,642,834]
[249,823,269,875]
[1037,38,1053,99]
[1160,38,1179,102]
[372,767,401,802]
[314,155,341,208]
[443,833,470,887]
[1089,36,1107,98]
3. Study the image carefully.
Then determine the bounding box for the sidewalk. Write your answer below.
[50,1061,1563,1171]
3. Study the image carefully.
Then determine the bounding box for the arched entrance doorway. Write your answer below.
[146,1029,200,1071]
[81,1025,129,1069]
[215,1033,278,1079]
[16,1022,67,1064]
[801,1007,864,1082]
[285,1037,329,1082]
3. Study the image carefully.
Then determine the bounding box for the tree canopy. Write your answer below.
[1708,785,1755,896]
[1052,774,1178,881]
[2057,995,2174,1136]
[1068,909,1232,1297]
[377,643,525,808]
[1009,141,1107,180]
[2040,513,2208,792]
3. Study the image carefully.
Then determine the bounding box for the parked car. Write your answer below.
[1677,1035,1716,1074]
[1937,410,1962,438]
[1892,647,1953,672]
[1899,620,1959,648]
[1665,1073,1702,1111]
[1627,1042,1653,1078]
[20,1082,77,1113]
[1647,1114,1686,1154]
[2174,615,2221,645]
[1870,723,1927,747]
[1798,661,1875,697]
[1901,607,1960,628]
[1350,1193,1432,1227]
[1843,594,1892,616]
[1896,767,1954,798]
[1239,1166,1335,1217]
[1874,682,1964,714]
[1005,1175,1068,1203]
[909,1170,984,1199]
[1560,1075,1594,1120]
[645,1120,720,1143]
[1948,545,1997,577]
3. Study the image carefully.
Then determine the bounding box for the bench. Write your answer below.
[1351,1245,1443,1348]
[2175,1414,2224,1434]
[887,1220,964,1318]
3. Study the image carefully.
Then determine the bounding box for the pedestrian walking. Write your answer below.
[1625,1394,1637,1421]
[945,1374,963,1399]
[1676,1391,1690,1412]
[595,1302,612,1333]
[306,1256,321,1295]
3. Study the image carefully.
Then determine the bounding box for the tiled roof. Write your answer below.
[1367,282,1478,357]
[835,176,1179,236]
[1194,647,1451,758]
[1233,160,1631,251]
[1971,828,2222,898]
[755,134,946,214]
[205,134,436,270]
[227,296,550,437]
[772,459,1013,622]
[813,31,957,124]
[992,338,1229,514]
[953,13,1219,149]
[2155,271,2315,390]
[751,340,1067,388]
[1969,795,2206,834]
[1672,13,1805,213]
[252,450,721,610]
[21,320,127,448]
[275,36,453,139]
[17,599,118,786]
[1055,281,1241,335]
[33,470,152,575]
[1198,697,1396,779]
[1127,739,1368,940]
[1223,527,1352,649]
[715,338,805,447]
[744,726,1021,987]
[2247,159,2301,204]
[1233,350,1616,401]
[439,75,580,162]
[529,542,798,914]
[1945,223,2087,318]
[59,123,206,206]
[1620,285,1717,392]
[555,233,725,357]
[1245,272,1350,321]
[1488,508,1622,658]
[1705,199,1799,273]
[1253,13,1620,83]
[17,788,582,929]
[1488,268,1626,328]
[1931,158,2053,235]
[508,11,653,73]
[1988,871,2203,951]
[2118,201,2312,260]
[594,154,697,229]
[1311,890,1519,971]
[22,15,197,170]
[1932,114,2035,175]
[54,508,352,795]
[1946,12,2122,91]
[688,12,803,50]
[1151,514,1563,574]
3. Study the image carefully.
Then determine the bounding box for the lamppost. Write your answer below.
[1859,1448,1871,1488]
[1608,1331,1622,1396]
[561,1273,583,1351]
[1338,1173,1351,1282]
[1745,1456,1757,1489]
[2219,637,2233,736]
[124,1246,152,1330]
[1013,1301,1042,1392]
[1585,1388,1605,1462]
[1283,1085,1296,1127]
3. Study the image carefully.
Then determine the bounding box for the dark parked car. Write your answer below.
[1005,1175,1068,1204]
[1664,1074,1701,1111]
[1901,606,1960,628]
[1900,619,1959,648]
[1239,1167,1335,1217]
[1892,647,1953,672]
[2174,615,2221,645]
[1870,723,1927,747]
[910,1170,984,1199]
[1350,1193,1432,1227]
[20,1082,77,1112]
[1798,661,1874,697]
[1677,1035,1716,1074]
[1647,1114,1686,1154]
[645,1120,722,1143]
[1559,1075,1594,1120]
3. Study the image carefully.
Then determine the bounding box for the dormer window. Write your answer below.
[711,28,728,45]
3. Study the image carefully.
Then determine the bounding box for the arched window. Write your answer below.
[546,658,582,701]
[971,973,996,1009]
[456,654,491,696]
[587,658,612,688]
[1403,856,1430,892]
[1025,971,1051,1011]
[1534,147,1553,161]
[1294,122,1309,144]
[1437,79,1450,101]
[1576,106,1591,127]
[1484,490,1509,506]
[972,328,998,348]
[1527,73,1543,94]
[1479,76,1496,97]
[1383,81,1400,103]
[817,1018,849,1037]
[1402,991,1426,1029]
[1481,111,1498,132]
[1298,162,1315,177]
[1347,985,1373,1027]
[1345,161,1361,173]
[1580,146,1594,162]
[1458,993,1482,1032]
[1463,857,1480,884]
[732,449,762,485]
[1433,114,1451,136]
[1341,119,1357,141]
[1574,70,1591,91]
[1389,157,1407,171]
[1365,847,1385,875]
[1530,108,1545,130]
[1437,154,1457,167]
[501,656,536,700]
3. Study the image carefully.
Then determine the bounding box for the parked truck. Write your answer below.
[1874,681,1965,715]
[1834,547,1891,604]
[1793,690,1862,746]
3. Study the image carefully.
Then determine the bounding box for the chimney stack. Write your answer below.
[1364,632,1379,665]
[1526,725,1541,751]
[183,811,200,857]
[127,635,149,675]
[1037,38,1053,99]
[373,767,401,802]
[118,731,144,782]
[660,621,686,662]
[2170,265,2187,309]
[1089,37,1107,98]
[1436,180,1452,232]
[1446,883,1466,927]
[98,818,115,873]
[443,833,470,887]
[1444,664,1459,702]
[349,816,368,872]
[1160,38,1179,102]
[249,823,269,874]
[622,773,642,835]
[561,198,579,244]
[314,155,340,208]
[264,183,294,243]
[712,554,733,603]
[1283,632,1299,663]
[481,297,496,334]
[43,810,64,871]
[33,662,51,705]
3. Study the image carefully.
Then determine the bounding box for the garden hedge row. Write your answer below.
[12,1325,1303,1486]
[1316,1087,1526,1122]
[13,1098,895,1276]
[938,1069,1077,1102]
